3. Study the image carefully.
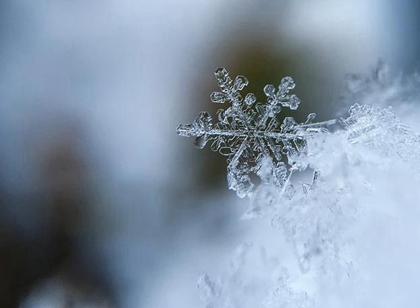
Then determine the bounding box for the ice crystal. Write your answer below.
[177,66,420,308]
[177,68,336,197]
[193,98,420,307]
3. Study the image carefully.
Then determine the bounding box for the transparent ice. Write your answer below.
[177,67,336,198]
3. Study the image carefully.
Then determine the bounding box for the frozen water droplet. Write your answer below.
[194,135,208,149]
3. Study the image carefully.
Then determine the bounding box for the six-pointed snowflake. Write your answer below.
[177,68,335,197]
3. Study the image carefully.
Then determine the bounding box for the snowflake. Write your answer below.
[177,67,336,197]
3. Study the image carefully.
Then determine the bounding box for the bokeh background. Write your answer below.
[0,0,419,307]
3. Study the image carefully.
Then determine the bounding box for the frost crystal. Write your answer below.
[177,68,336,197]
[177,65,420,308]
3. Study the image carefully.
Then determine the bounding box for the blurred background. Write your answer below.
[0,0,419,307]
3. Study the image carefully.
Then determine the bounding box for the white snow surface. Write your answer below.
[188,68,420,308]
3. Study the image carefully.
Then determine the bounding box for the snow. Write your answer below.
[178,66,420,307]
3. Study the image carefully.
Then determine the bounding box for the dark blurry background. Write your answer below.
[0,0,419,307]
